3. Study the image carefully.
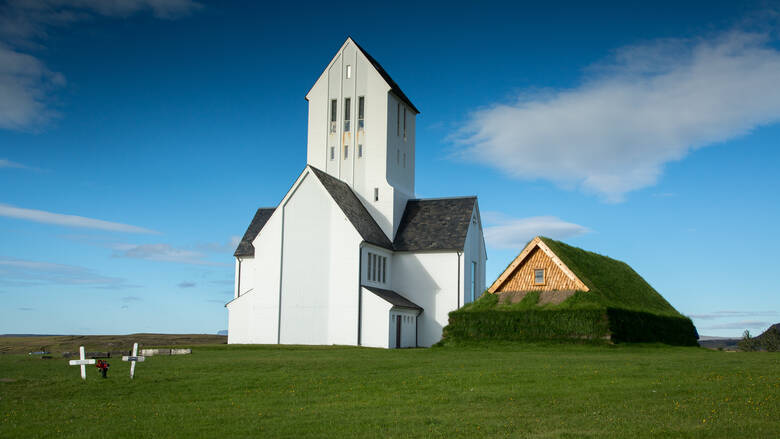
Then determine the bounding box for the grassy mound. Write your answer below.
[442,237,698,346]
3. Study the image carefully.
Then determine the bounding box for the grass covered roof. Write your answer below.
[472,237,684,317]
[538,237,681,316]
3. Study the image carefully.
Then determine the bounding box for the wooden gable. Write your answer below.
[488,237,589,293]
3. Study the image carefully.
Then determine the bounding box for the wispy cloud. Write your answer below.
[455,29,780,202]
[0,158,30,169]
[121,296,143,302]
[194,236,242,254]
[63,234,234,266]
[483,213,589,249]
[178,281,196,288]
[702,321,772,331]
[0,0,202,130]
[690,310,778,320]
[0,257,134,289]
[112,243,226,266]
[0,203,157,233]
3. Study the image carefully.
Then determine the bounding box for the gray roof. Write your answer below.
[363,286,422,310]
[310,167,393,249]
[393,197,477,252]
[235,172,477,256]
[352,39,419,114]
[234,208,276,257]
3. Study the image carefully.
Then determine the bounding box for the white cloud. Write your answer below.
[455,30,780,202]
[702,320,772,330]
[0,43,64,130]
[483,213,589,249]
[0,0,202,130]
[194,235,243,254]
[0,158,30,169]
[690,310,778,320]
[0,257,133,288]
[0,203,157,233]
[112,243,226,266]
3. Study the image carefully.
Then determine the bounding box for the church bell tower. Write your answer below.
[305,38,419,240]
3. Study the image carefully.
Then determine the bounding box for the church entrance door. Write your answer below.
[395,315,401,349]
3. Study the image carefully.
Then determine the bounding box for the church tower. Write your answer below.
[305,37,419,239]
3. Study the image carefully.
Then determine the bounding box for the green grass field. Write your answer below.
[1,344,778,438]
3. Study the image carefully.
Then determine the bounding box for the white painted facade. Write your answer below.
[228,38,486,348]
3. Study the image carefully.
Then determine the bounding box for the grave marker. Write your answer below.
[122,343,145,379]
[68,346,96,380]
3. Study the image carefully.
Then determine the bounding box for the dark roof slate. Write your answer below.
[310,167,393,249]
[352,39,420,114]
[393,197,477,252]
[363,286,422,310]
[234,208,276,257]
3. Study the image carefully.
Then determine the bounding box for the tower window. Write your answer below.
[403,152,406,168]
[344,97,351,132]
[358,144,363,158]
[396,149,400,165]
[403,107,407,140]
[396,102,400,136]
[344,145,349,159]
[330,99,337,133]
[358,96,365,130]
[346,64,352,79]
[534,269,545,285]
[330,146,335,160]
[373,187,379,202]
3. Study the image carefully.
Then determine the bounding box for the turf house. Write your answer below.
[227,38,487,348]
[442,237,698,345]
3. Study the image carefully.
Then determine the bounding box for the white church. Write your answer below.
[227,38,487,348]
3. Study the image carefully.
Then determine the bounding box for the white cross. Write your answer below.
[122,343,145,379]
[68,346,95,380]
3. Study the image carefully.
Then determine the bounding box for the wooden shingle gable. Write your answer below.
[488,236,589,293]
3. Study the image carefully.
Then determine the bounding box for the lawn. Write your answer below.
[1,344,777,438]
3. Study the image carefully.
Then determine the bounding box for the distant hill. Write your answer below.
[217,330,228,336]
[757,323,779,341]
[698,336,741,350]
[0,333,226,355]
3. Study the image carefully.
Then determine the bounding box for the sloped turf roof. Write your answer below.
[537,237,681,316]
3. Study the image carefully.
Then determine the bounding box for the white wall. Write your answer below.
[227,288,278,344]
[462,205,487,304]
[392,251,459,347]
[229,169,362,346]
[277,170,363,345]
[361,288,391,348]
[227,206,284,344]
[237,256,255,297]
[389,308,418,348]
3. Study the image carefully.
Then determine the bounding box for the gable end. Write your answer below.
[489,237,589,293]
[234,207,276,257]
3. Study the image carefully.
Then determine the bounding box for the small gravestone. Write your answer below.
[68,346,96,380]
[122,343,145,379]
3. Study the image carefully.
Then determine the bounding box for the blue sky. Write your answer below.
[1,0,779,337]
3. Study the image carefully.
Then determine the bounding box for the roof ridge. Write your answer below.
[408,196,477,201]
[308,166,393,249]
[350,38,420,113]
